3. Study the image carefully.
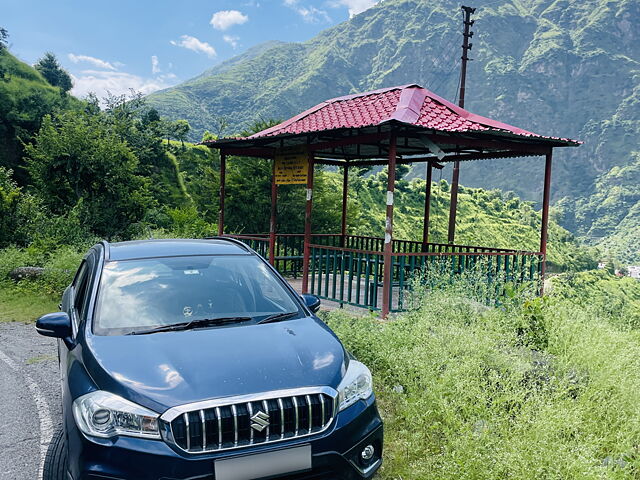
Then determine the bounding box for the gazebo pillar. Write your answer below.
[422,161,433,249]
[447,161,460,243]
[301,152,315,294]
[269,160,278,265]
[539,150,553,291]
[218,152,226,236]
[340,164,349,247]
[381,133,398,318]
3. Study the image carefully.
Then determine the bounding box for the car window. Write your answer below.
[72,261,90,328]
[93,255,301,335]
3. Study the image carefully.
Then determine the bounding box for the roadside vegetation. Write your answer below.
[325,270,640,479]
[0,286,57,323]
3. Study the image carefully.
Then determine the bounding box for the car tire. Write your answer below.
[43,424,68,480]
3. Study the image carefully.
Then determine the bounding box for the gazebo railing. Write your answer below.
[221,233,542,311]
[223,233,522,256]
[222,233,343,276]
[308,247,543,312]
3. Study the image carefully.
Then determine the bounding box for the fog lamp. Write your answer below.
[361,444,375,461]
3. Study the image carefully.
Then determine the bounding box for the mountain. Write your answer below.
[146,0,640,263]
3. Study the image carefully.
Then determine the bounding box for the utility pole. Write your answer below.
[447,5,475,243]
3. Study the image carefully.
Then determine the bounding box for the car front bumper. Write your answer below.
[66,395,383,480]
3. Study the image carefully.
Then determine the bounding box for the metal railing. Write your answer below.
[223,234,519,256]
[222,233,542,311]
[222,233,342,277]
[308,247,543,311]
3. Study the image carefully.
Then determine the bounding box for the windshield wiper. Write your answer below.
[127,316,253,335]
[257,311,299,324]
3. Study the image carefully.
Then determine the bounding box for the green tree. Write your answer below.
[396,164,410,180]
[174,119,191,147]
[25,111,152,238]
[201,130,216,142]
[0,27,8,50]
[239,119,280,138]
[0,167,21,246]
[160,118,175,146]
[34,52,72,93]
[142,108,161,126]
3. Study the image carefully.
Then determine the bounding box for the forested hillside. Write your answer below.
[146,0,640,263]
[0,34,599,276]
[0,42,595,273]
[0,48,81,184]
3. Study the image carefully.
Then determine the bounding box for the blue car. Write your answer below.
[36,238,383,480]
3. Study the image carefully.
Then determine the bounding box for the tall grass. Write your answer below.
[326,272,640,479]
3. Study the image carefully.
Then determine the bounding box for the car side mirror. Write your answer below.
[36,312,72,340]
[301,294,321,313]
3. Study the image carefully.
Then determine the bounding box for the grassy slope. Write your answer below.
[0,49,82,182]
[0,285,58,322]
[549,269,640,328]
[326,275,640,479]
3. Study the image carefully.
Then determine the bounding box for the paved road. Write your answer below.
[0,322,61,480]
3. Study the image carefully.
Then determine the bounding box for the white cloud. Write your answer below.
[151,55,160,74]
[170,35,217,58]
[68,53,117,70]
[329,0,380,17]
[210,10,249,30]
[70,70,174,99]
[283,1,330,22]
[223,35,240,48]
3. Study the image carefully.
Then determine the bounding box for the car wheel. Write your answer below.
[43,424,68,480]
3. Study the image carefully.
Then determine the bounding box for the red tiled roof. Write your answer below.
[248,84,578,143]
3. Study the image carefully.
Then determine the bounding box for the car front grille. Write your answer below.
[161,387,337,454]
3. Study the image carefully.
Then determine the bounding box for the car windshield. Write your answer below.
[93,255,301,335]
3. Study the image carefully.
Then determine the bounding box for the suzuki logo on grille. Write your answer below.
[250,410,270,432]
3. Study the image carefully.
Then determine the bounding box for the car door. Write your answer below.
[59,252,95,397]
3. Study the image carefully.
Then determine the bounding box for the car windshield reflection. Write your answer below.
[94,255,301,335]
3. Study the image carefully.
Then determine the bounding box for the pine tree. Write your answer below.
[34,52,73,93]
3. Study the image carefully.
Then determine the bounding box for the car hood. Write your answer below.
[83,317,347,413]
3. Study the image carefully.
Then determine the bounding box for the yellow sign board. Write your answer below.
[274,148,309,185]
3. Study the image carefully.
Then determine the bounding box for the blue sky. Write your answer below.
[3,0,380,98]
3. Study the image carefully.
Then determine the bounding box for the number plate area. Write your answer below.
[214,444,312,480]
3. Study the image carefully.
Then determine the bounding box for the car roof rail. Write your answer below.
[204,236,252,253]
[100,240,111,260]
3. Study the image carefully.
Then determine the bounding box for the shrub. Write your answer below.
[166,205,216,238]
[39,246,83,296]
[0,246,42,283]
[326,276,640,479]
[0,244,84,297]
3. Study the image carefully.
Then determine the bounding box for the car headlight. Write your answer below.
[72,391,160,439]
[337,360,373,411]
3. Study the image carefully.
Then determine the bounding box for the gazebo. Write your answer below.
[203,84,580,316]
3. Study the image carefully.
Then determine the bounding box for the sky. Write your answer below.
[2,0,380,99]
